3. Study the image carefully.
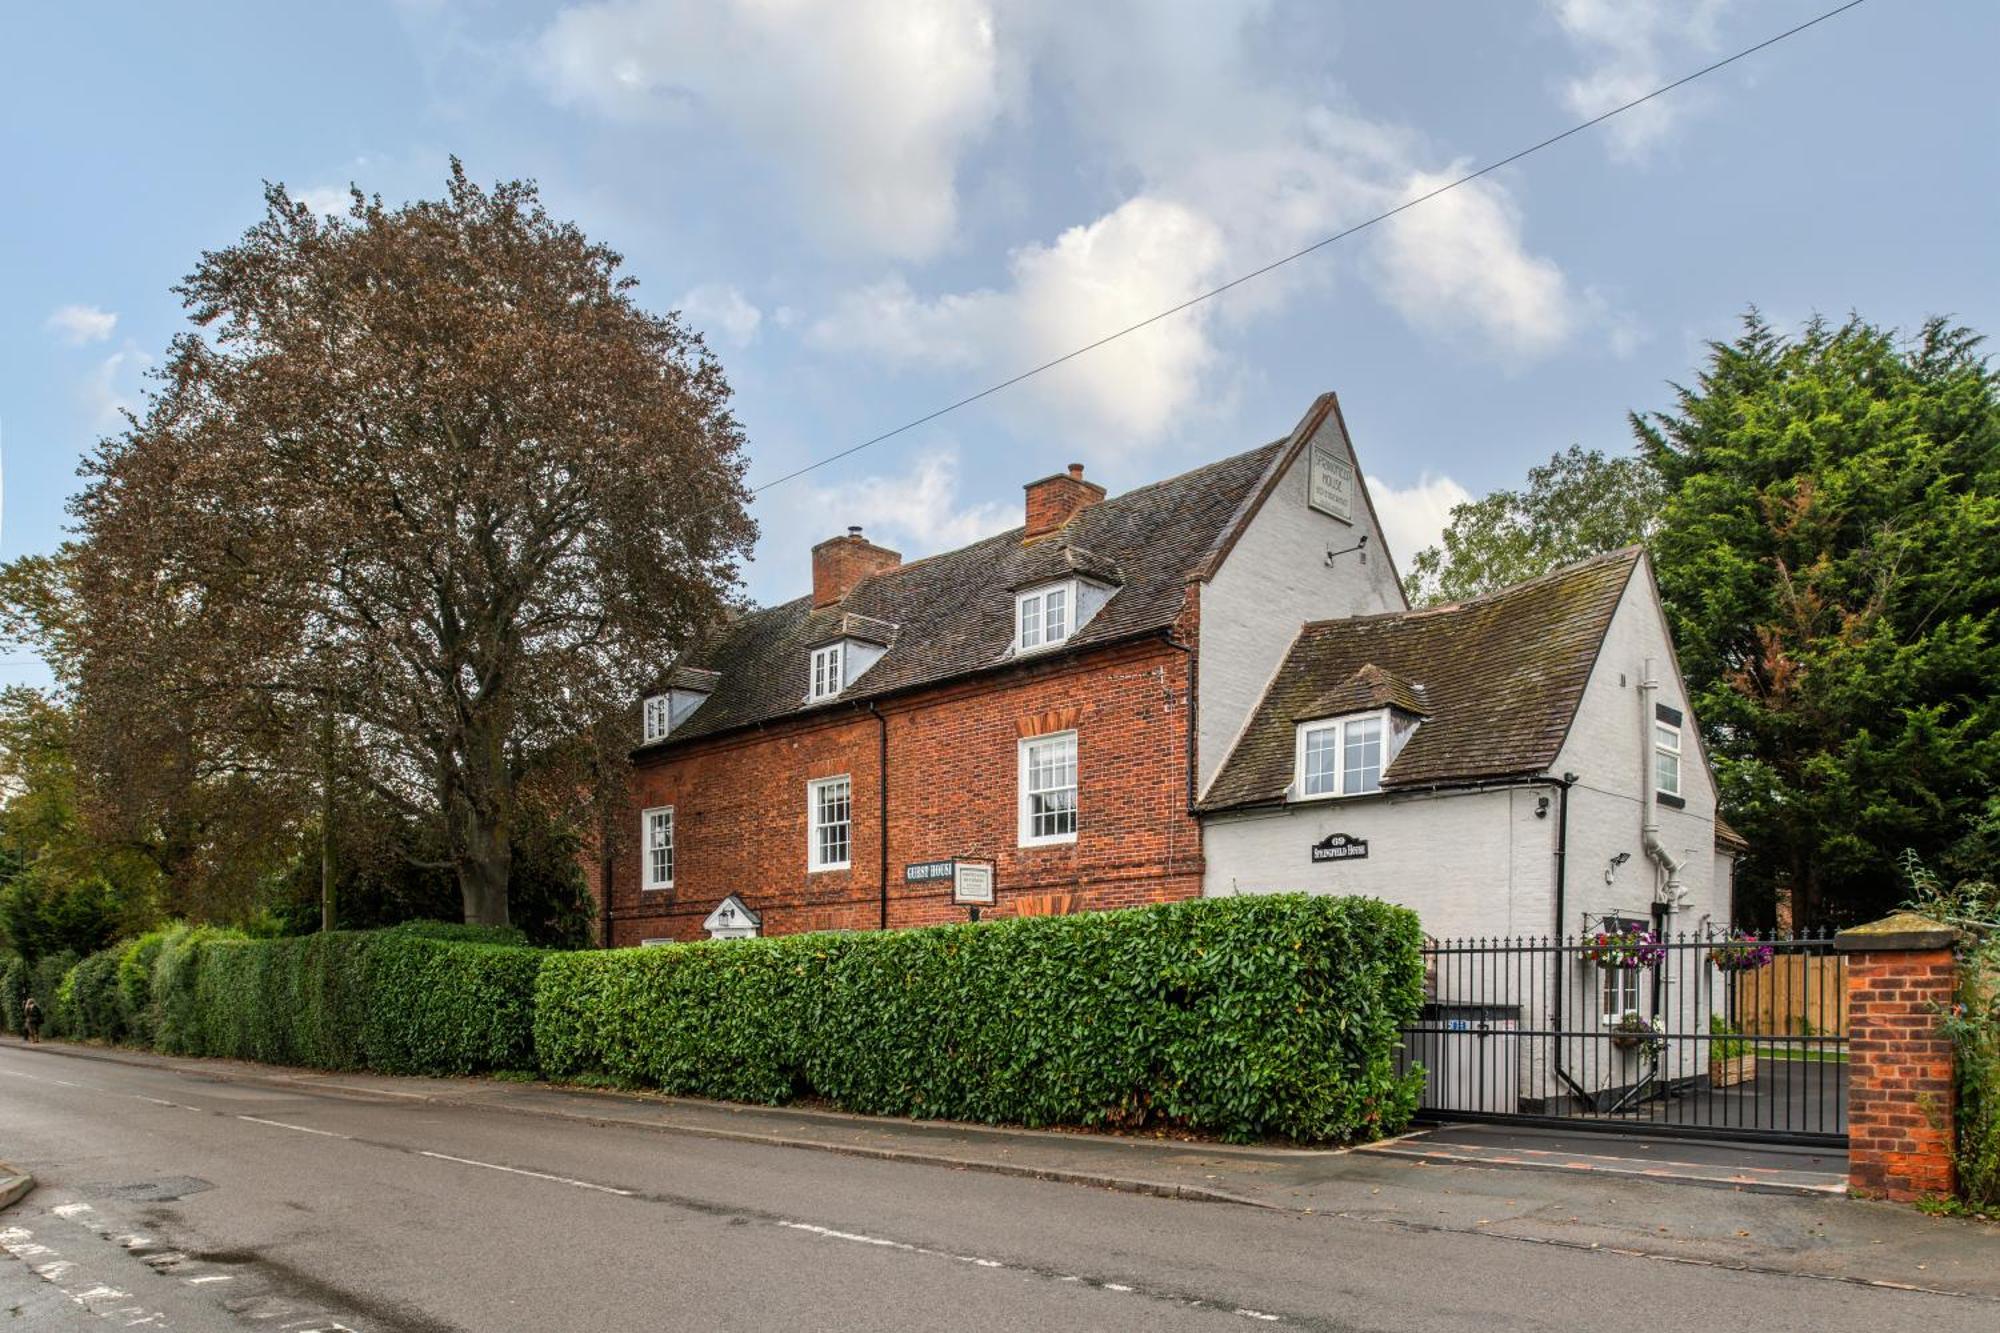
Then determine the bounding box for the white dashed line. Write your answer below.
[238,1116,351,1139]
[417,1150,635,1196]
[776,1219,1284,1322]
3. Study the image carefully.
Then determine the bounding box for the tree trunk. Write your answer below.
[447,704,515,928]
[320,706,337,933]
[457,811,513,927]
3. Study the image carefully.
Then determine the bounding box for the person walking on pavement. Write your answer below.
[21,995,41,1043]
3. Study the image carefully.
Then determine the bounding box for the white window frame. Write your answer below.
[808,775,852,872]
[1655,719,1683,799]
[809,643,845,702]
[1015,581,1074,654]
[1292,711,1387,800]
[643,694,672,743]
[1017,730,1079,847]
[1601,965,1641,1023]
[641,805,675,891]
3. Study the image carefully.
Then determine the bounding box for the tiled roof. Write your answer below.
[642,440,1287,749]
[1201,547,1643,810]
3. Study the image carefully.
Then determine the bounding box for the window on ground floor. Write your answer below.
[809,775,852,871]
[642,806,674,890]
[1019,730,1078,845]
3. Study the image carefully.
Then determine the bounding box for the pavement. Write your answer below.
[2,1036,1995,1331]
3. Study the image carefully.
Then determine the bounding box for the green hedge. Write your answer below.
[536,894,1425,1142]
[58,945,126,1043]
[0,954,24,1033]
[166,929,542,1075]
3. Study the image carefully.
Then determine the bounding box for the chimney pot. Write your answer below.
[812,529,901,607]
[1023,465,1106,541]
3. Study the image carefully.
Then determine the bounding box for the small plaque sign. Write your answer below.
[905,859,957,883]
[952,860,996,906]
[1307,444,1354,523]
[1310,832,1369,863]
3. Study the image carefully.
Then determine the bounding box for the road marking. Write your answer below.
[238,1116,351,1139]
[135,1095,178,1107]
[417,1150,635,1196]
[776,1219,1288,1323]
[186,1272,235,1284]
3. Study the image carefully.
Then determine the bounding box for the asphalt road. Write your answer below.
[0,1042,1987,1332]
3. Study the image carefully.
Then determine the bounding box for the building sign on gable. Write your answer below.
[1310,832,1369,863]
[1307,444,1355,523]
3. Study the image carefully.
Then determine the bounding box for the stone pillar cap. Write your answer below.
[1832,910,1960,953]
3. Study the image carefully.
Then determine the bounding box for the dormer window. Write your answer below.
[1294,711,1390,799]
[809,643,844,701]
[1016,583,1072,653]
[643,694,672,743]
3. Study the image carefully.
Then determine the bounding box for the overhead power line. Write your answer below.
[740,0,1870,503]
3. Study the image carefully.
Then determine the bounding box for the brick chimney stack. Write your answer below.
[812,527,901,607]
[1023,463,1105,541]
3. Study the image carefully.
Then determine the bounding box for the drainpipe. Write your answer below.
[868,702,889,931]
[1637,658,1687,913]
[1546,773,1592,1105]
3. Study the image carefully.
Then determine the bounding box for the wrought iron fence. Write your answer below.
[1397,932,1847,1147]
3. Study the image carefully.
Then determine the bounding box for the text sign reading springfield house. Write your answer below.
[1310,833,1369,863]
[1307,444,1354,523]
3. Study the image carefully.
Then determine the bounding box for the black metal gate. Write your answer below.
[1397,932,1847,1148]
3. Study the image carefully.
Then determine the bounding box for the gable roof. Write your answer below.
[1200,547,1644,810]
[641,438,1288,750]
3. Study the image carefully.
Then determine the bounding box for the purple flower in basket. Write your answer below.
[1581,928,1664,970]
[1707,931,1776,972]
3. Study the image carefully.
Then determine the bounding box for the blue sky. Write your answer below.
[4,2,1996,692]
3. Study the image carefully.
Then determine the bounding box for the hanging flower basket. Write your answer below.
[1580,927,1664,971]
[1609,1012,1665,1056]
[1706,931,1775,972]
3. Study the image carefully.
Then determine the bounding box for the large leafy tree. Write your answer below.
[54,163,755,926]
[1406,445,1662,605]
[1640,312,2000,928]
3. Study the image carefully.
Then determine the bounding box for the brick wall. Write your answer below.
[602,626,1203,944]
[1838,915,1960,1201]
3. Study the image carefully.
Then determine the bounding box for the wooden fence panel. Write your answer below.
[1729,954,1847,1037]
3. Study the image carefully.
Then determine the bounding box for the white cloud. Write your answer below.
[536,0,1002,259]
[1546,0,1731,159]
[296,185,354,217]
[46,304,117,346]
[678,283,762,348]
[808,8,1593,442]
[813,196,1229,444]
[83,347,151,428]
[796,446,1015,556]
[1365,471,1473,569]
[1368,168,1577,359]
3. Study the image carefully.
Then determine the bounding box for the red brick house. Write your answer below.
[596,393,1408,945]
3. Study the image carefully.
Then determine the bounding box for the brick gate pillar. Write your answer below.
[1834,912,1960,1201]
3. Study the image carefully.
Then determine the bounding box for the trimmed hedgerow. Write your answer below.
[535,894,1425,1143]
[57,945,127,1042]
[28,950,78,1039]
[169,929,542,1075]
[0,954,25,1033]
[116,928,174,1046]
